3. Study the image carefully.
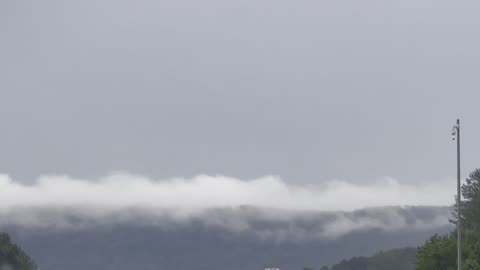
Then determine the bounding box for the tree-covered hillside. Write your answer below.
[416,168,480,270]
[314,247,416,270]
[0,233,36,270]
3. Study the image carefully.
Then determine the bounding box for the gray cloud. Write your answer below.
[1,0,480,185]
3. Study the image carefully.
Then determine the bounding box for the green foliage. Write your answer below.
[0,233,37,270]
[368,248,417,270]
[325,248,417,270]
[462,225,480,270]
[416,234,456,270]
[416,169,480,270]
[461,169,480,228]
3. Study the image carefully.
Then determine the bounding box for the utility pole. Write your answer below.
[452,119,461,270]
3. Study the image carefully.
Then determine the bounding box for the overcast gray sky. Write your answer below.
[1,0,479,184]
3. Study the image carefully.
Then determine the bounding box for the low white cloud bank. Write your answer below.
[0,173,454,239]
[0,174,454,211]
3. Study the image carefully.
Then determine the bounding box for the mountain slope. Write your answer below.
[5,206,450,270]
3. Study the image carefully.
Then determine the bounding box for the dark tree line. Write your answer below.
[304,247,417,270]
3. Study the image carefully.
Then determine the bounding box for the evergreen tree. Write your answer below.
[0,233,37,270]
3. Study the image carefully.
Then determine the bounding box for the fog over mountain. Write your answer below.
[0,173,453,269]
[0,173,453,236]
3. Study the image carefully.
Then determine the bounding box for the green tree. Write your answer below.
[461,169,480,228]
[0,233,36,270]
[417,169,480,270]
[416,234,456,270]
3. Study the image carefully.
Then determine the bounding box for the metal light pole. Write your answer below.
[452,119,461,270]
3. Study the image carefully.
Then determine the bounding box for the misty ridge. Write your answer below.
[4,205,452,242]
[5,206,452,270]
[0,173,453,241]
